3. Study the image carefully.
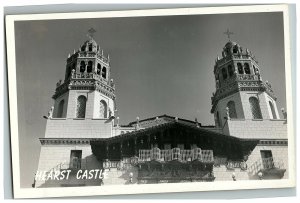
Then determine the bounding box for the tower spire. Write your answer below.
[224,29,234,41]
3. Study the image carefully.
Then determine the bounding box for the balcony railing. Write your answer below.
[138,147,214,163]
[43,159,88,175]
[248,157,285,175]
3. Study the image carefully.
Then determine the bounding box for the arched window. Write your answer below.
[227,101,237,118]
[97,63,101,75]
[228,65,234,77]
[80,61,85,73]
[244,63,250,74]
[237,63,243,74]
[222,68,227,80]
[76,96,87,118]
[216,111,221,127]
[269,101,277,119]
[233,46,238,54]
[88,44,93,51]
[99,100,108,118]
[102,66,107,79]
[72,63,76,72]
[57,100,64,118]
[81,46,86,51]
[249,97,262,119]
[87,61,93,73]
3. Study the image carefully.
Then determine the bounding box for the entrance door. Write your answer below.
[260,150,274,169]
[70,150,82,169]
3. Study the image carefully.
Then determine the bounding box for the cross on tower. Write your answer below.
[87,28,96,40]
[224,29,234,41]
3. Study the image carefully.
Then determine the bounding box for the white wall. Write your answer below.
[36,144,102,187]
[45,118,113,138]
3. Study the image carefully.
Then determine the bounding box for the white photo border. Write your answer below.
[5,4,295,198]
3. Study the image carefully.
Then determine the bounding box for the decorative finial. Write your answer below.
[110,79,115,88]
[175,117,178,122]
[258,171,263,180]
[281,108,287,120]
[246,48,250,55]
[195,118,200,128]
[136,116,140,130]
[73,49,76,54]
[226,107,230,119]
[232,172,236,181]
[87,28,96,40]
[56,79,62,87]
[224,29,234,41]
[47,106,54,119]
[71,69,75,78]
[68,53,70,58]
[155,117,159,126]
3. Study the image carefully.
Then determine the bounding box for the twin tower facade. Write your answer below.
[35,34,287,187]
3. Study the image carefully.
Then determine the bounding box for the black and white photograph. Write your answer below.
[5,4,295,198]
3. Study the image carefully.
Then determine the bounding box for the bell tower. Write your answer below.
[211,30,281,137]
[35,29,117,187]
[52,28,116,121]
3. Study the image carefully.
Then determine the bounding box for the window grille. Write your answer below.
[249,97,262,119]
[80,61,85,73]
[87,61,93,73]
[76,96,87,118]
[227,101,237,118]
[244,63,250,74]
[97,63,101,75]
[99,100,107,118]
[237,63,243,74]
[102,67,107,79]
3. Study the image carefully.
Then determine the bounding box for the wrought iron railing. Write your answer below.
[248,157,285,175]
[138,147,214,163]
[43,159,88,176]
[102,159,135,170]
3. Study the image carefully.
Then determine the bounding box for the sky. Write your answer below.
[14,11,286,187]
